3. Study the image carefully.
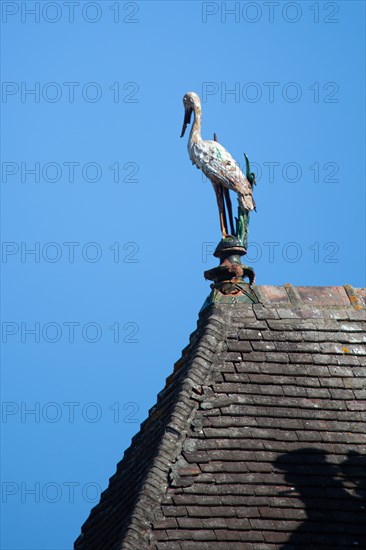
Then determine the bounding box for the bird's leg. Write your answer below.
[220,186,229,237]
[212,182,228,238]
[213,133,232,237]
[223,188,235,236]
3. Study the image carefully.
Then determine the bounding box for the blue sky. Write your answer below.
[1,1,365,548]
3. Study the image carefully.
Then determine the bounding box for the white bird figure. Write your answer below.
[180,91,255,239]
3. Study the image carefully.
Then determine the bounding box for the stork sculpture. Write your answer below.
[180,91,256,245]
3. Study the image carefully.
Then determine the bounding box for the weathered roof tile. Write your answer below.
[75,285,366,550]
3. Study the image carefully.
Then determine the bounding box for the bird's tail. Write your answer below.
[239,194,255,212]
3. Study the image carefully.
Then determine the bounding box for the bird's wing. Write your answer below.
[195,140,254,210]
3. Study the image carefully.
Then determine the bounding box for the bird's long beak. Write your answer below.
[180,107,193,138]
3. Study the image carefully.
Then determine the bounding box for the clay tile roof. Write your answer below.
[74,285,366,550]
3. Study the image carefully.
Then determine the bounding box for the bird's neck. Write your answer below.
[189,107,202,143]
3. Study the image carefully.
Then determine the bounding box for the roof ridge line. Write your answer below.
[251,284,365,310]
[121,305,229,549]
